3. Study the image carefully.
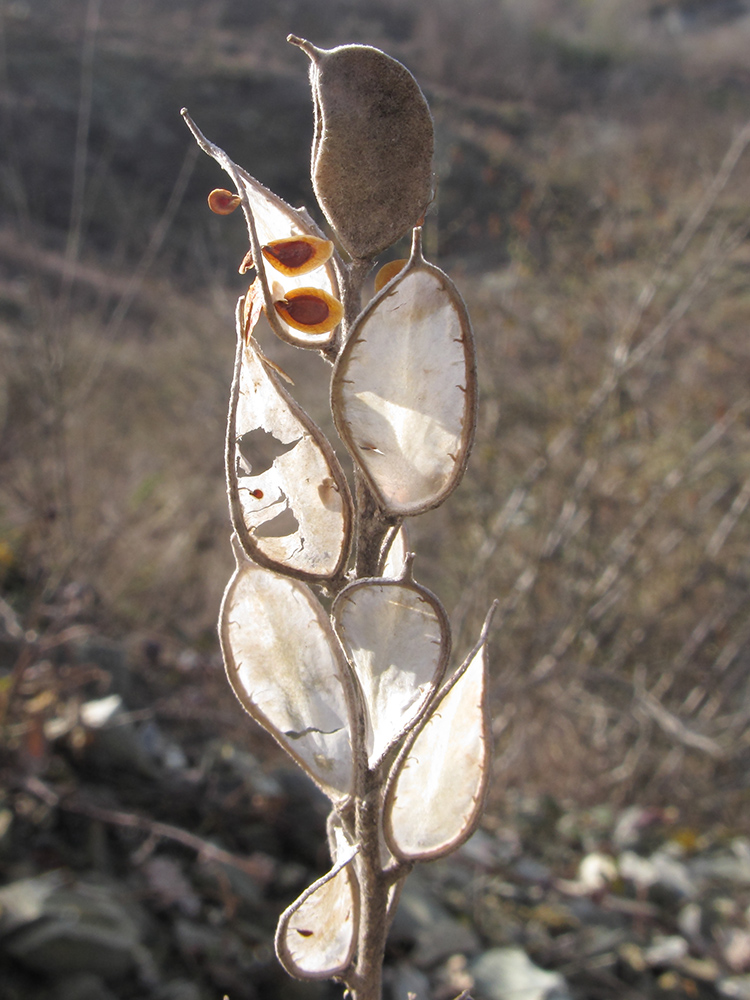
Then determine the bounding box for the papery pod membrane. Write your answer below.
[290,37,434,259]
[383,615,494,860]
[228,301,353,582]
[380,524,409,578]
[332,229,477,516]
[182,110,341,350]
[332,577,450,768]
[275,838,359,980]
[220,538,355,802]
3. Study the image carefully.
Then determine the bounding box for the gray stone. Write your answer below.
[719,975,750,999]
[469,947,572,1000]
[643,935,689,967]
[386,962,432,1000]
[690,840,750,886]
[390,870,481,968]
[154,980,204,1000]
[0,869,66,936]
[619,849,697,899]
[1,875,152,982]
[55,972,119,1000]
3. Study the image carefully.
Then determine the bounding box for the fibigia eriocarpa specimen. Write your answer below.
[182,35,496,1000]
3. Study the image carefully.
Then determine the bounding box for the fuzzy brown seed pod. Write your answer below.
[289,36,434,260]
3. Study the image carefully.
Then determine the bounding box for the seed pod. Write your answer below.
[220,537,356,803]
[274,287,344,334]
[183,109,342,351]
[374,258,408,293]
[289,36,434,259]
[262,236,334,276]
[332,228,477,517]
[208,188,242,215]
[226,300,353,583]
[332,577,450,768]
[383,605,495,861]
[275,838,359,980]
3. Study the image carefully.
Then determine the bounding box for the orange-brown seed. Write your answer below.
[374,258,408,293]
[274,287,343,334]
[261,235,333,276]
[208,188,242,215]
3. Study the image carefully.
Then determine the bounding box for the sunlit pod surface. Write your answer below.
[220,542,355,802]
[384,639,490,860]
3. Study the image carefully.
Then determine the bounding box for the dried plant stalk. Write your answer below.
[183,35,492,1000]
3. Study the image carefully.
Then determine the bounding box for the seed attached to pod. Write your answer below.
[208,188,242,215]
[261,236,334,276]
[238,249,255,274]
[374,259,408,293]
[274,287,343,334]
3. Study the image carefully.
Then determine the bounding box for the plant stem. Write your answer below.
[347,775,390,1000]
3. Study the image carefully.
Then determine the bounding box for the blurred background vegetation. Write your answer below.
[2,0,750,828]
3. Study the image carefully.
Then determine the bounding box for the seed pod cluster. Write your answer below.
[289,36,434,259]
[184,36,490,1000]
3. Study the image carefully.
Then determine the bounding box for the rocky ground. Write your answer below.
[2,593,750,1000]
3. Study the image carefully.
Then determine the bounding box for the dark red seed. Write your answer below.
[279,295,330,327]
[263,240,315,270]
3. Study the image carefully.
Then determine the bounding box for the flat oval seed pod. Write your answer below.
[332,229,477,516]
[332,578,450,768]
[182,109,342,350]
[275,843,359,979]
[274,287,343,334]
[290,37,434,259]
[383,619,493,861]
[228,302,353,582]
[221,538,356,803]
[262,236,333,276]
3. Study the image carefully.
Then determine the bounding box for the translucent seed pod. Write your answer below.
[383,606,496,861]
[220,537,357,804]
[227,298,353,582]
[332,576,450,768]
[275,833,359,980]
[183,109,342,351]
[332,228,477,517]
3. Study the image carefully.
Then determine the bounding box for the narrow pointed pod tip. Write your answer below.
[287,34,323,61]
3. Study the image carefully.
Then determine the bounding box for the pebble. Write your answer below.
[469,947,572,1000]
